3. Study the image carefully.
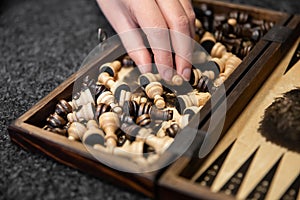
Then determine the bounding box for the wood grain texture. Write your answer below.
[7,0,300,199]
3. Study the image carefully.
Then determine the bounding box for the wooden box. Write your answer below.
[7,0,300,199]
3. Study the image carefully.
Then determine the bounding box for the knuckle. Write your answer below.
[187,12,196,23]
[176,15,189,28]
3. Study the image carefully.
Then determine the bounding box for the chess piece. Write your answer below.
[96,91,122,114]
[112,140,145,159]
[98,72,115,89]
[120,122,140,141]
[43,124,67,136]
[94,83,109,101]
[195,18,202,32]
[54,99,73,119]
[111,82,131,107]
[67,102,95,122]
[122,55,136,67]
[199,57,225,78]
[200,32,216,54]
[131,95,148,105]
[190,68,202,87]
[137,128,174,154]
[145,82,166,109]
[67,121,87,141]
[99,60,121,78]
[69,88,95,110]
[183,106,202,116]
[136,114,151,126]
[156,121,171,138]
[99,112,120,149]
[228,11,249,24]
[130,88,148,104]
[94,140,147,165]
[211,42,229,59]
[165,122,181,138]
[196,75,214,93]
[138,73,161,87]
[82,120,105,147]
[94,103,111,120]
[214,54,242,87]
[46,112,66,128]
[176,92,211,113]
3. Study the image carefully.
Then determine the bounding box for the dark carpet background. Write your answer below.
[0,0,299,199]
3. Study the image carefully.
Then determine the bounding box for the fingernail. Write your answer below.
[163,69,173,81]
[182,68,191,81]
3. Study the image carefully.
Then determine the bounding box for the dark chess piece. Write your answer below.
[94,103,111,120]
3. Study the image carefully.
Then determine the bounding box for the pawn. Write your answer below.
[150,106,173,121]
[98,72,115,89]
[67,122,87,141]
[211,42,229,58]
[110,82,131,107]
[67,102,95,123]
[145,82,166,109]
[112,140,145,159]
[120,122,141,141]
[46,112,66,128]
[99,60,122,79]
[99,112,120,149]
[82,120,105,147]
[137,130,174,154]
[96,91,122,114]
[138,73,161,87]
[176,92,211,113]
[214,54,242,87]
[200,32,216,54]
[138,102,173,121]
[195,18,202,32]
[223,54,242,77]
[69,88,95,110]
[174,106,200,129]
[131,95,148,105]
[55,99,72,119]
[170,74,184,86]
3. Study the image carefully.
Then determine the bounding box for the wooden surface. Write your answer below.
[159,34,300,200]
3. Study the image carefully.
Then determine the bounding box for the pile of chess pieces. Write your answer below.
[43,8,274,165]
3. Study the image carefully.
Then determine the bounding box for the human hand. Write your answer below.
[97,0,195,81]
